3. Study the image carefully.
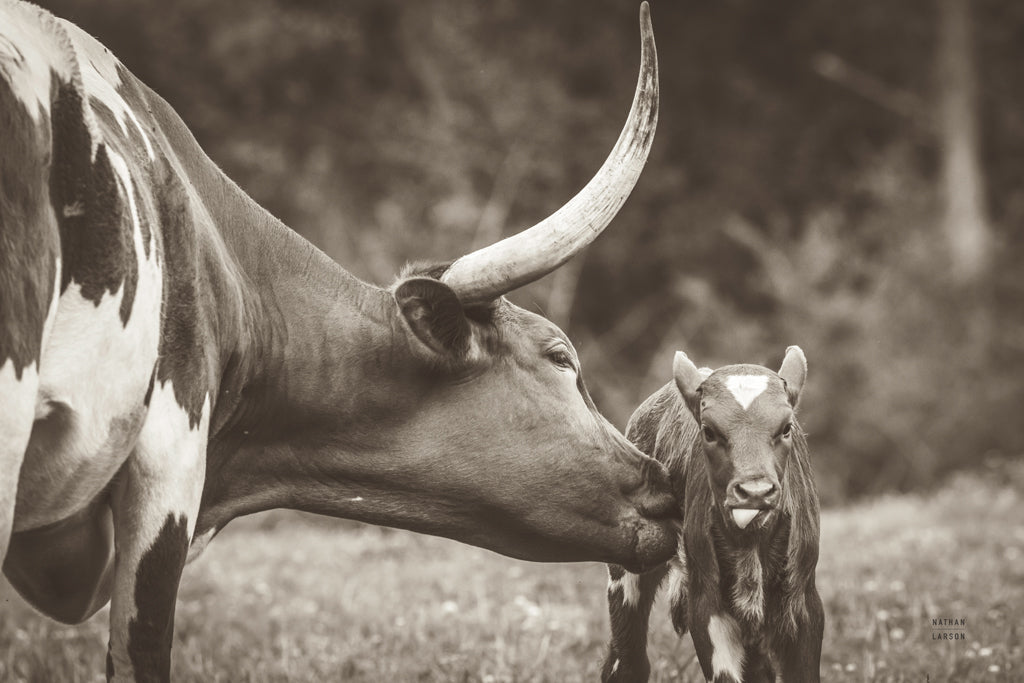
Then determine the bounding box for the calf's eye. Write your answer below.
[781,423,793,439]
[702,425,717,443]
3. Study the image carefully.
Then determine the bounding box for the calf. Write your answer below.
[602,347,823,682]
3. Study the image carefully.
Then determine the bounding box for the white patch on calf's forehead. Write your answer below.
[708,613,745,681]
[725,374,769,410]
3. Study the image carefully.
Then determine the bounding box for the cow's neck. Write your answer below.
[153,104,416,537]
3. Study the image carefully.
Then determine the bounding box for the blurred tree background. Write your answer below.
[35,0,1023,503]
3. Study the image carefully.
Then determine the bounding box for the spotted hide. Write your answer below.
[1,1,218,679]
[1,3,683,681]
[602,348,824,683]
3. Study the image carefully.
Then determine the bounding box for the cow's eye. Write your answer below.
[546,347,575,371]
[702,424,717,443]
[781,423,793,439]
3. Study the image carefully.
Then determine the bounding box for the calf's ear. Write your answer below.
[778,345,807,406]
[673,351,706,417]
[394,277,471,360]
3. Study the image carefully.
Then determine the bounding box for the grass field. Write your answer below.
[2,464,1022,682]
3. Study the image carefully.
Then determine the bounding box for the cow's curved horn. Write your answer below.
[441,2,659,305]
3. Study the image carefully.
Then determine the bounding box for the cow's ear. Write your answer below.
[777,345,807,406]
[673,351,705,418]
[394,278,471,360]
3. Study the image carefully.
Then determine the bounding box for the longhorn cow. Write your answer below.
[602,348,823,682]
[0,2,676,680]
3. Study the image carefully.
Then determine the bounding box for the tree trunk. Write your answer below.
[937,0,991,284]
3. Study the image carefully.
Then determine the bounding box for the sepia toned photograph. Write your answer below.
[0,0,1021,681]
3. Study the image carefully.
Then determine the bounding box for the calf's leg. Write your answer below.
[601,562,668,682]
[777,587,825,683]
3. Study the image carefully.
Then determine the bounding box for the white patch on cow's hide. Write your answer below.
[129,385,211,540]
[731,548,765,624]
[0,2,74,121]
[109,386,210,677]
[708,613,745,682]
[725,374,769,410]
[33,258,63,421]
[58,19,155,160]
[16,156,163,531]
[608,571,642,607]
[0,359,40,556]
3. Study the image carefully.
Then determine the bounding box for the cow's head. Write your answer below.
[315,3,676,572]
[673,347,808,537]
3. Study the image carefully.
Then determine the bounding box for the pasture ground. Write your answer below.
[2,463,1022,682]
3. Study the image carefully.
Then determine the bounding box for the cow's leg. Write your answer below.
[601,562,668,683]
[777,587,824,683]
[106,383,209,683]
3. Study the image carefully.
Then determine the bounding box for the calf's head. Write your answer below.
[673,347,808,535]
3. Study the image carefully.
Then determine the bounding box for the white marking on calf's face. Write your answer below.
[725,374,768,410]
[708,613,745,681]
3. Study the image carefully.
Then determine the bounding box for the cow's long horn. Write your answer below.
[441,2,658,305]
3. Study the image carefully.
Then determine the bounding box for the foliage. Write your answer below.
[33,0,1024,500]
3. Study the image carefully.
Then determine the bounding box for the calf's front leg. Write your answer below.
[776,586,825,683]
[601,562,669,682]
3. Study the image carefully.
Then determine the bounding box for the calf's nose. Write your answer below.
[732,478,779,507]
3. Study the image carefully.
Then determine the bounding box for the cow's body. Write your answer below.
[602,349,823,683]
[1,2,678,680]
